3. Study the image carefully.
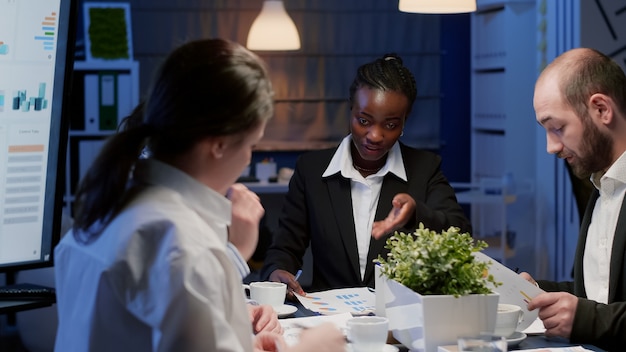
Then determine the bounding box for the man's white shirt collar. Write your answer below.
[322,134,407,181]
[591,150,626,192]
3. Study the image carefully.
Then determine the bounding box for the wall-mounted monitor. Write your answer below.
[0,0,76,274]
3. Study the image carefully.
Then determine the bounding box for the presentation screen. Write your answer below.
[0,0,76,272]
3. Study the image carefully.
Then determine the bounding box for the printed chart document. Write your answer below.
[280,312,352,346]
[473,251,545,331]
[295,287,376,315]
[438,345,596,352]
[522,317,547,335]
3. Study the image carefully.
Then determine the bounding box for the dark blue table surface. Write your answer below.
[283,301,606,352]
[513,335,604,351]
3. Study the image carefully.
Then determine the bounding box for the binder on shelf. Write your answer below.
[98,73,118,131]
[116,73,133,122]
[84,74,99,133]
[69,72,84,130]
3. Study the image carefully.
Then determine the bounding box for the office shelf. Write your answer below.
[454,189,517,205]
[452,179,533,265]
[63,61,140,214]
[241,182,289,194]
[469,2,536,266]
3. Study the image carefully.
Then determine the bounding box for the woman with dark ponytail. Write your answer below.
[261,53,471,294]
[54,38,345,352]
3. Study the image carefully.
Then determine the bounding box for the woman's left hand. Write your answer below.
[249,304,283,334]
[371,193,416,239]
[227,183,265,260]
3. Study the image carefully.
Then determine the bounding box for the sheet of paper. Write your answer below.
[522,317,547,335]
[295,287,376,315]
[473,251,545,331]
[280,312,353,346]
[520,348,596,352]
[438,345,595,352]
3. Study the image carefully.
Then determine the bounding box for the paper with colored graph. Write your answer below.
[295,287,376,315]
[473,251,545,331]
[280,312,353,346]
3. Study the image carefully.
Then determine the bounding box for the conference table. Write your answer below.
[281,300,606,352]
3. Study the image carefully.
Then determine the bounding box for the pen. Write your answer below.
[294,269,302,282]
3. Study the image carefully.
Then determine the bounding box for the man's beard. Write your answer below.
[568,115,613,179]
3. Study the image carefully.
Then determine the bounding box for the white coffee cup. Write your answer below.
[243,282,286,308]
[277,167,294,184]
[494,303,524,337]
[255,162,277,183]
[346,316,389,352]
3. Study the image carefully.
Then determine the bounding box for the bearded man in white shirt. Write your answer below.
[523,47,626,351]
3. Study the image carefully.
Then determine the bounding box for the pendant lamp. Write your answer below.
[398,0,477,13]
[247,1,301,51]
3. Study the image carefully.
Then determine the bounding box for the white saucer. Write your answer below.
[275,304,298,317]
[506,331,527,347]
[346,343,399,352]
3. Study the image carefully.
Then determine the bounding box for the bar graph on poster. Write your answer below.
[0,0,59,116]
[0,0,64,265]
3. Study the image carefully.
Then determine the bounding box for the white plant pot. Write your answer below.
[376,269,499,352]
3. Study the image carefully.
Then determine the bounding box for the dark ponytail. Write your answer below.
[71,38,273,242]
[72,125,151,240]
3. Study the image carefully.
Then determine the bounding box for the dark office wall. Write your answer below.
[126,0,443,152]
[74,0,471,176]
[439,14,471,183]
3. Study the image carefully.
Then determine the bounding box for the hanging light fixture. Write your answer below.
[398,0,476,13]
[247,1,301,51]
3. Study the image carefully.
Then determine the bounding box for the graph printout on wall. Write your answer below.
[0,0,75,272]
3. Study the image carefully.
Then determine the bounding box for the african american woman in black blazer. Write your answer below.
[261,54,471,294]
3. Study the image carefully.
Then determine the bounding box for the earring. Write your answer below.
[400,130,404,137]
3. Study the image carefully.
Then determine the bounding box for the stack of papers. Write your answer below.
[295,287,376,315]
[473,252,545,331]
[522,317,547,335]
[280,312,353,346]
[438,346,595,352]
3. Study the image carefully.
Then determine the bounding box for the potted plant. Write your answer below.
[374,223,501,352]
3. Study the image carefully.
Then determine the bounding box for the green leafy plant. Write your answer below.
[88,7,130,60]
[375,223,501,297]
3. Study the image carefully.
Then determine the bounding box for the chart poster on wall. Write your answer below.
[0,0,65,265]
[83,2,133,62]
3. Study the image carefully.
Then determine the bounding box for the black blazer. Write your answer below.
[260,143,471,291]
[538,190,626,351]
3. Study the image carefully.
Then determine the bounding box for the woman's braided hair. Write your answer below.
[349,53,418,114]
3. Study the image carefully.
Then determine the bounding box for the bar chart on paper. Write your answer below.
[0,0,61,61]
[296,287,376,315]
[0,0,63,118]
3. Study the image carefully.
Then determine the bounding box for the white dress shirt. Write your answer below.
[322,135,406,279]
[138,146,250,279]
[227,242,251,279]
[584,151,626,303]
[54,159,253,352]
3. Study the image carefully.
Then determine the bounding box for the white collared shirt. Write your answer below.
[584,151,626,303]
[54,159,254,351]
[140,147,250,279]
[322,135,406,279]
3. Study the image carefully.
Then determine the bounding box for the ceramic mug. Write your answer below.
[243,282,286,308]
[346,316,389,352]
[494,303,524,337]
